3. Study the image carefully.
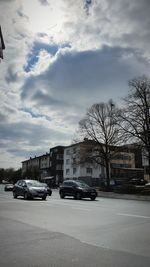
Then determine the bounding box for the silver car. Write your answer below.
[13,180,47,200]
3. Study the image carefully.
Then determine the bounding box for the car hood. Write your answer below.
[80,187,96,192]
[29,186,46,191]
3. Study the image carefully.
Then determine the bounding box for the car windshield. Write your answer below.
[26,181,43,187]
[76,181,90,188]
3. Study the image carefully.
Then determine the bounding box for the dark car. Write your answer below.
[127,178,147,186]
[13,180,47,200]
[140,182,150,195]
[59,180,97,200]
[4,183,14,191]
[41,183,52,196]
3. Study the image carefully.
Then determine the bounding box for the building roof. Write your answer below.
[22,153,50,163]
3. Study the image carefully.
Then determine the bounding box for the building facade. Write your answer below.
[63,140,143,186]
[22,153,50,179]
[49,146,66,186]
[22,146,66,186]
[63,141,105,186]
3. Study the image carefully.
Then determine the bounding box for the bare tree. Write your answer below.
[118,76,150,178]
[78,100,123,188]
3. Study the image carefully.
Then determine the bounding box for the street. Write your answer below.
[0,185,150,267]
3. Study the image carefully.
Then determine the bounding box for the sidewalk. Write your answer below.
[98,191,150,201]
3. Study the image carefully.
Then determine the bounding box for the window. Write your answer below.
[113,154,132,160]
[73,147,76,153]
[66,149,70,155]
[66,159,70,164]
[57,154,63,160]
[72,158,76,164]
[73,168,76,174]
[66,169,70,175]
[86,168,92,174]
[56,164,62,170]
[111,163,131,168]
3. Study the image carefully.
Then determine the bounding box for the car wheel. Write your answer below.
[13,191,17,199]
[76,192,81,200]
[24,192,29,200]
[60,191,65,199]
[42,196,47,200]
[91,196,96,201]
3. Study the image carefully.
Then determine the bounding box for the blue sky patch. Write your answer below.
[24,41,71,72]
[20,107,40,118]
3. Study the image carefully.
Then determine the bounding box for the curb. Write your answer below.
[98,191,150,201]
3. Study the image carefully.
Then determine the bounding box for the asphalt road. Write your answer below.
[0,185,150,267]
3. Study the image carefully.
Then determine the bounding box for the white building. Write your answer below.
[63,141,105,186]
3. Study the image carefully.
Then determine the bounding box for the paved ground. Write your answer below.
[0,185,150,267]
[98,190,150,201]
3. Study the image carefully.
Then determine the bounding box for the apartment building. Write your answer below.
[63,140,143,186]
[64,140,105,186]
[22,153,50,178]
[22,146,66,186]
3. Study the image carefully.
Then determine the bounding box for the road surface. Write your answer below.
[0,185,150,266]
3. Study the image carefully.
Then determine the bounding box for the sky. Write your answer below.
[0,0,150,169]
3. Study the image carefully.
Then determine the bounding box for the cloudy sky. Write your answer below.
[0,0,150,169]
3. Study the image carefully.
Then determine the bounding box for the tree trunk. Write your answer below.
[148,149,150,180]
[105,160,110,189]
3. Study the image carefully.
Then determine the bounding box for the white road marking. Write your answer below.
[117,213,150,219]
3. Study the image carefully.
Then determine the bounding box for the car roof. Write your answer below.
[64,180,76,183]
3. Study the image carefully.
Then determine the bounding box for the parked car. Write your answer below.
[41,183,52,196]
[4,183,14,191]
[140,182,150,195]
[13,180,47,200]
[59,180,97,200]
[127,178,147,186]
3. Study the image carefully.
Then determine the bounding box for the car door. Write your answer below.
[19,181,25,196]
[21,181,27,196]
[15,180,23,196]
[64,181,75,196]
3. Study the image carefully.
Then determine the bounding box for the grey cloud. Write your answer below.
[64,0,150,58]
[0,113,7,122]
[84,0,92,15]
[0,121,69,144]
[21,45,149,109]
[7,147,48,159]
[16,9,29,21]
[0,120,70,160]
[5,64,19,83]
[32,91,67,106]
[38,0,49,6]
